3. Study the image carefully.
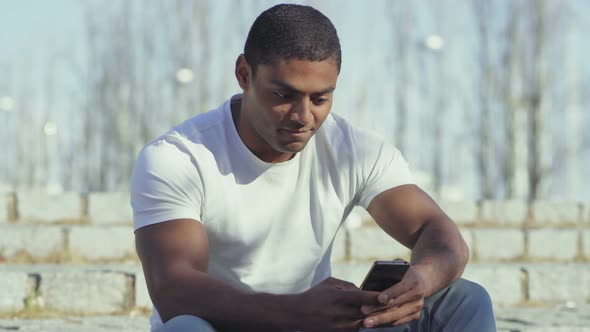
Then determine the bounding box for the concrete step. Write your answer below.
[0,224,136,263]
[1,222,589,264]
[0,263,149,315]
[1,193,589,266]
[1,263,589,316]
[495,305,590,331]
[332,261,590,307]
[0,315,149,332]
[1,306,590,332]
[3,191,589,226]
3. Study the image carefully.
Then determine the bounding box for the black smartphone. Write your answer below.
[360,260,410,292]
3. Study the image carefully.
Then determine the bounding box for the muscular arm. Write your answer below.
[366,184,469,297]
[135,219,378,331]
[135,219,293,331]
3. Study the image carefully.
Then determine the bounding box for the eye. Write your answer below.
[313,98,329,106]
[273,91,293,99]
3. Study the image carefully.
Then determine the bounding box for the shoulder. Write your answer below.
[313,113,413,207]
[132,104,229,184]
[318,113,411,181]
[317,113,390,159]
[139,103,228,160]
[169,106,226,143]
[131,136,202,196]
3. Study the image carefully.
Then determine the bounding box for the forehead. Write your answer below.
[255,58,339,92]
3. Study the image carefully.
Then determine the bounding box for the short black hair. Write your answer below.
[244,4,341,76]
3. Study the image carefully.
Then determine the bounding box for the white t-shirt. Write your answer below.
[130,94,413,330]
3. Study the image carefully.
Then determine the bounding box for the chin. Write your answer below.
[279,141,308,153]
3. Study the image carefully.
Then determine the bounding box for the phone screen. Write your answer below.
[360,261,410,292]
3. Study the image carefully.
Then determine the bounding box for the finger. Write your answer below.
[339,306,367,320]
[330,306,366,321]
[363,286,423,314]
[323,277,359,290]
[361,304,378,315]
[340,290,380,306]
[393,311,422,326]
[393,312,422,327]
[379,271,423,304]
[388,287,423,307]
[336,319,365,332]
[335,280,360,291]
[358,290,381,306]
[362,299,423,328]
[378,280,412,304]
[361,303,390,315]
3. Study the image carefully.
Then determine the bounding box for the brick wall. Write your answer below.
[0,191,589,314]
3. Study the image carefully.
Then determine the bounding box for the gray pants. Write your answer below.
[155,278,496,332]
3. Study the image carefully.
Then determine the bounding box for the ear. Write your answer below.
[235,54,251,90]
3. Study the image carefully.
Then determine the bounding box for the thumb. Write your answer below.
[358,290,381,306]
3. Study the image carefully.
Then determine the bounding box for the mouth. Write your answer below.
[282,128,306,133]
[280,128,311,138]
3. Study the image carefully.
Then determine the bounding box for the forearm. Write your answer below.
[155,266,297,331]
[409,219,469,297]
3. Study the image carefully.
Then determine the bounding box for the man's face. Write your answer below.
[236,56,339,163]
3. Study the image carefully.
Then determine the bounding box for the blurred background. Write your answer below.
[1,3,589,328]
[1,0,589,202]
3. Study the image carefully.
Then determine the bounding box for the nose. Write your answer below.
[289,98,313,126]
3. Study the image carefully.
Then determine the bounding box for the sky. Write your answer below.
[1,0,589,200]
[1,1,83,65]
[3,0,587,118]
[2,0,589,92]
[1,0,86,114]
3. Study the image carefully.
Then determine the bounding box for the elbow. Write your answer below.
[148,275,175,319]
[149,276,172,304]
[462,239,470,265]
[148,264,210,322]
[146,270,192,322]
[457,234,470,274]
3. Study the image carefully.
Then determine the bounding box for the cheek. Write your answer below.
[254,107,285,138]
[314,107,331,125]
[268,105,290,124]
[254,93,288,123]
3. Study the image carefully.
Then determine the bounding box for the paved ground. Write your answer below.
[495,304,590,332]
[0,316,148,332]
[0,305,589,331]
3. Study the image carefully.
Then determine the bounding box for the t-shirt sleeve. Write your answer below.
[130,139,204,232]
[355,137,414,209]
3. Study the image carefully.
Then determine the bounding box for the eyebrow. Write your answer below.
[270,79,335,95]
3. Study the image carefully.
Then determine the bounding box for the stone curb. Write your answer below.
[1,193,589,227]
[331,262,590,306]
[87,192,132,225]
[0,264,142,314]
[0,263,589,315]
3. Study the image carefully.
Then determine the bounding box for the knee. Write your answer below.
[429,279,496,331]
[452,279,493,309]
[160,315,217,332]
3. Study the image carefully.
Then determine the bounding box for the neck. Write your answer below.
[230,97,294,163]
[230,97,241,131]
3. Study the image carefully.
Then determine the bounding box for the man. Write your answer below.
[131,4,495,332]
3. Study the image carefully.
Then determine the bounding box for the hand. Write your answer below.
[360,261,427,328]
[290,277,380,332]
